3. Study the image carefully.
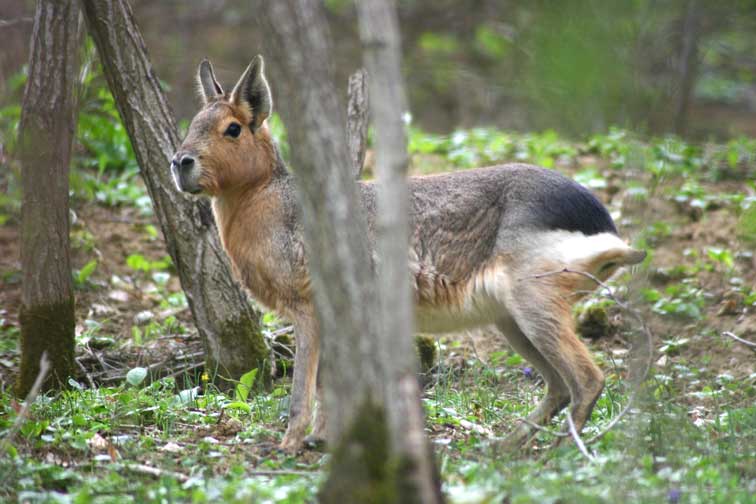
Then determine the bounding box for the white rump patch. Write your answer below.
[532,230,632,265]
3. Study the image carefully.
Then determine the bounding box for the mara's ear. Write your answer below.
[197,59,223,104]
[230,55,272,131]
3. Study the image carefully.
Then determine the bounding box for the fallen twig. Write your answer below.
[722,331,756,350]
[265,325,296,360]
[120,462,189,482]
[75,357,96,389]
[165,362,205,380]
[567,411,594,461]
[118,462,315,481]
[101,359,205,384]
[521,267,655,446]
[516,417,568,437]
[247,469,319,477]
[88,345,117,372]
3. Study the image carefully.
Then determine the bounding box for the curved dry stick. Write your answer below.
[722,331,756,350]
[522,267,655,446]
[516,417,569,437]
[567,410,594,461]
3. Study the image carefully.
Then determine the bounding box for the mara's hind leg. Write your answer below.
[508,292,605,444]
[496,318,570,448]
[303,366,327,449]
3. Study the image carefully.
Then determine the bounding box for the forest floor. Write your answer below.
[0,127,755,503]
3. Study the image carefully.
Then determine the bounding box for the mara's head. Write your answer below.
[171,55,275,196]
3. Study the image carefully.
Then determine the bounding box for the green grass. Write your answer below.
[1,353,753,503]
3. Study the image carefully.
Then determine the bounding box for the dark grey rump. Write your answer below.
[507,165,618,236]
[356,164,617,280]
[401,163,617,236]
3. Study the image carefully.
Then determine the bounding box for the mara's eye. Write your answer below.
[224,122,242,138]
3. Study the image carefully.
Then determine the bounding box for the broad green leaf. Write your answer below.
[76,259,97,285]
[235,368,258,402]
[225,401,252,413]
[126,367,147,386]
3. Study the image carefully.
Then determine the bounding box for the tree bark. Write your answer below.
[16,0,80,396]
[674,0,700,135]
[259,1,441,501]
[259,0,382,438]
[81,0,269,390]
[356,1,442,502]
[347,68,369,178]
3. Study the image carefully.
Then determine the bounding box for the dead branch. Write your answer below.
[722,331,756,350]
[521,267,655,446]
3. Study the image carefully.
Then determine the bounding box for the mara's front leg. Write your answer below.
[280,311,319,452]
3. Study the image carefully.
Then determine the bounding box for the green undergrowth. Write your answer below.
[430,352,756,504]
[1,349,754,503]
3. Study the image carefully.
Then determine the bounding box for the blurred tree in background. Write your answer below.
[3,0,755,139]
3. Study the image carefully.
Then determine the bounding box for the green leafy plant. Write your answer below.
[226,368,260,413]
[643,282,705,320]
[126,367,148,387]
[126,254,172,274]
[73,259,98,288]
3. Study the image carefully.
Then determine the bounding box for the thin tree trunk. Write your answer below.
[674,0,700,135]
[259,1,442,501]
[16,0,80,396]
[356,1,442,501]
[259,0,382,438]
[16,0,79,395]
[81,0,269,390]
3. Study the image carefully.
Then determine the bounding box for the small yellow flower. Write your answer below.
[201,372,210,382]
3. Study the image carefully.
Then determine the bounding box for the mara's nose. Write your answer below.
[179,155,195,169]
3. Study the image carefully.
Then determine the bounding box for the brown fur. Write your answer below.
[173,57,645,451]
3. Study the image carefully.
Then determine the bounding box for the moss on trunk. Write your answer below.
[205,316,271,392]
[415,335,437,374]
[319,399,395,503]
[16,298,76,397]
[319,399,430,504]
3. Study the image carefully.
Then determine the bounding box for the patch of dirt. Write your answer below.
[0,194,202,390]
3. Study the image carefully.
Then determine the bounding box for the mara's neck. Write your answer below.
[212,144,295,249]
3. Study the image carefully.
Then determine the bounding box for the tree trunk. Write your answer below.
[259,0,382,437]
[16,0,80,396]
[356,1,442,502]
[259,1,441,501]
[81,0,269,390]
[674,0,700,135]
